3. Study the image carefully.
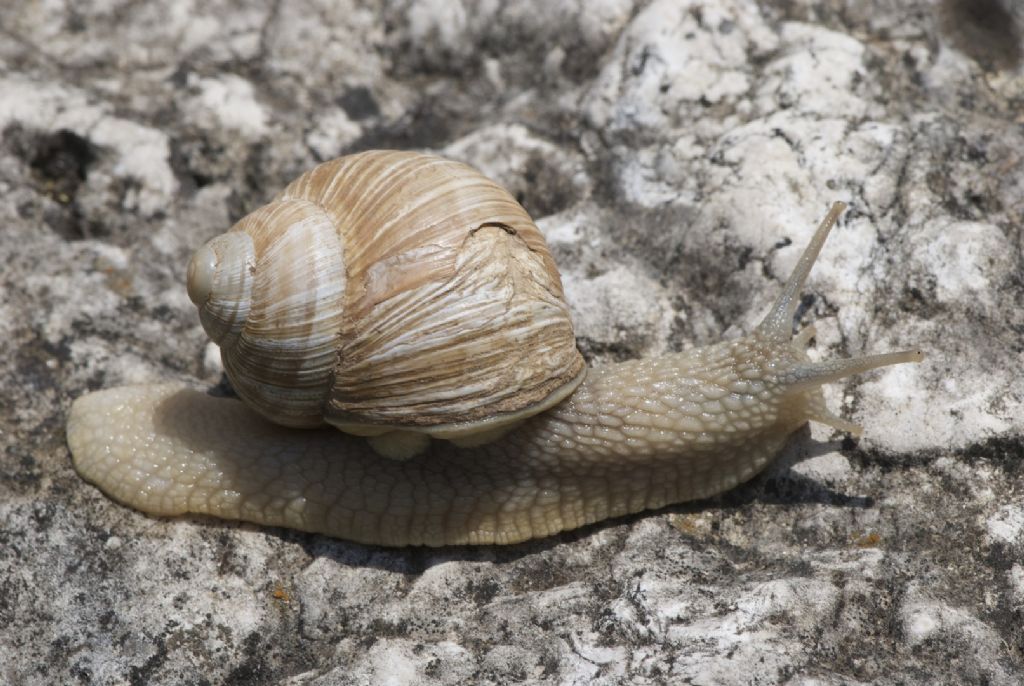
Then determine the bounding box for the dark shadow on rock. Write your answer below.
[941,0,1023,72]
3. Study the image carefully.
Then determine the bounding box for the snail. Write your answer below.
[66,150,923,546]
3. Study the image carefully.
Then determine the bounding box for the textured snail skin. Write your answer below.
[67,202,923,546]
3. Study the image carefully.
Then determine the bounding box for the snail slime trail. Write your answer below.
[67,152,924,546]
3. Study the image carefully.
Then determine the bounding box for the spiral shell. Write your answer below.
[186,150,585,452]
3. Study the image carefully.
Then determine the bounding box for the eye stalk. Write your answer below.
[755,201,924,435]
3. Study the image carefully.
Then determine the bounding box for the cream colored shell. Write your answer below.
[187,151,585,447]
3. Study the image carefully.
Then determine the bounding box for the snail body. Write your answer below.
[66,153,923,546]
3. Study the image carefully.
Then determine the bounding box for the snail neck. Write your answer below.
[534,337,807,461]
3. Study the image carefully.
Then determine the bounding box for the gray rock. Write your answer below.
[2,0,1021,683]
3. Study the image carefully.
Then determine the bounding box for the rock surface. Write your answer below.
[2,0,1022,683]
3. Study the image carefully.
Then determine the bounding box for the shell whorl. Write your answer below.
[189,150,585,439]
[187,231,256,345]
[190,198,347,427]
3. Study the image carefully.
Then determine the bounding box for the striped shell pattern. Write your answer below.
[185,151,585,456]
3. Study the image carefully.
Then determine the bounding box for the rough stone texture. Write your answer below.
[1,0,1022,683]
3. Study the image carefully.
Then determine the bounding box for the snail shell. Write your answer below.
[186,151,585,457]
